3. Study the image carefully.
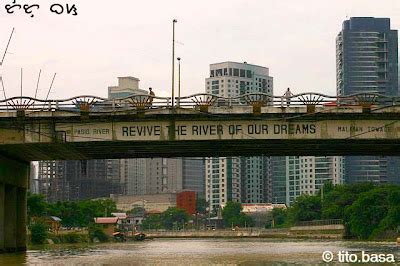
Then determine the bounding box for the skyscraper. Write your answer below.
[38,160,122,202]
[336,17,399,184]
[205,61,273,211]
[182,158,205,199]
[270,156,343,206]
[337,17,398,95]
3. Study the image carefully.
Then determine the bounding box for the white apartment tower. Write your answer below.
[271,156,344,206]
[205,62,273,211]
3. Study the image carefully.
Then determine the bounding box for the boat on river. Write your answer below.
[134,232,146,241]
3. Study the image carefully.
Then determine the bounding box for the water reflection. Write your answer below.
[0,252,27,266]
[0,239,398,265]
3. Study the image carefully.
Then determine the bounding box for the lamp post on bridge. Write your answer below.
[171,19,177,109]
[177,57,181,107]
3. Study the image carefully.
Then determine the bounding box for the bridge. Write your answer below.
[1,91,400,252]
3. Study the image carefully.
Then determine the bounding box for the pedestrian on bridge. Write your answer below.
[283,87,293,106]
[147,87,155,107]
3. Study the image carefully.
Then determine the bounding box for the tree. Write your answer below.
[128,207,146,217]
[196,198,208,214]
[29,222,48,245]
[46,198,118,228]
[345,187,389,239]
[161,207,189,230]
[322,183,375,220]
[287,195,321,225]
[271,208,288,228]
[27,193,47,220]
[142,214,162,230]
[222,201,254,228]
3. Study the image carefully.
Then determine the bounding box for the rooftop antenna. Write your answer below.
[1,28,15,66]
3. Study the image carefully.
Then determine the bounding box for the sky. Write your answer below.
[0,0,399,99]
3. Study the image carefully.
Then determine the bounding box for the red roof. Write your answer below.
[94,217,119,224]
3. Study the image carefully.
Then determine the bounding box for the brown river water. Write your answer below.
[0,239,399,265]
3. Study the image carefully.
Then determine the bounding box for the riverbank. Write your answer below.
[143,225,344,240]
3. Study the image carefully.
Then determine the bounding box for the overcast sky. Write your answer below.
[0,0,399,99]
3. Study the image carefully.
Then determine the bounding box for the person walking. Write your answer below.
[148,87,155,106]
[283,87,293,106]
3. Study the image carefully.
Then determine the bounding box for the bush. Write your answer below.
[49,232,89,244]
[88,224,109,242]
[30,223,49,245]
[61,233,81,243]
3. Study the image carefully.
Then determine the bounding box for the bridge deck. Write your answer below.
[0,106,400,161]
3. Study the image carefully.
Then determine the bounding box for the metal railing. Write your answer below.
[0,92,399,114]
[295,219,343,227]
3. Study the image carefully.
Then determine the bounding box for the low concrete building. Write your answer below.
[110,193,177,213]
[241,203,287,228]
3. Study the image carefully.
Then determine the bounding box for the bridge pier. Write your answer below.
[0,157,29,253]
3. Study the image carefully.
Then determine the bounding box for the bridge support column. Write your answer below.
[4,186,17,252]
[16,187,27,251]
[0,183,4,252]
[0,157,29,253]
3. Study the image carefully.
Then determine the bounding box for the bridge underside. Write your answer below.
[2,139,400,162]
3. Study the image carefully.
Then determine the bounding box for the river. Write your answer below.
[0,239,399,265]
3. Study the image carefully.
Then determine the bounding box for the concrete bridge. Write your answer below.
[1,92,400,252]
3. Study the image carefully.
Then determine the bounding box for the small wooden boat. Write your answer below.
[134,232,146,241]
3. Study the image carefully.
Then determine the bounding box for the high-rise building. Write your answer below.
[337,17,398,95]
[37,76,148,201]
[270,156,344,206]
[123,158,147,196]
[182,158,205,199]
[205,62,273,211]
[38,160,122,202]
[336,17,399,184]
[29,162,39,194]
[206,157,241,211]
[241,156,271,203]
[145,158,183,194]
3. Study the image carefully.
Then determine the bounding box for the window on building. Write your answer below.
[240,69,245,77]
[233,68,239,76]
[246,70,252,78]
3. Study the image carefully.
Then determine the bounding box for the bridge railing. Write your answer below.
[0,92,399,114]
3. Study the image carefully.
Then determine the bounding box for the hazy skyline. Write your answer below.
[0,0,399,99]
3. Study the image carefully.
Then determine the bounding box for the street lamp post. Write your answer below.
[171,19,177,108]
[177,57,181,107]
